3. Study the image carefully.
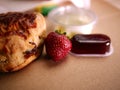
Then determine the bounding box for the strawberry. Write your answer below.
[45,32,72,62]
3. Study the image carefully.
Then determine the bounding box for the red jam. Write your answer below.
[71,34,111,54]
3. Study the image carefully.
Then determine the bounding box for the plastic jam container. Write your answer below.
[70,34,113,57]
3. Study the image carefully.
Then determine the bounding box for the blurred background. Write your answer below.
[0,0,120,13]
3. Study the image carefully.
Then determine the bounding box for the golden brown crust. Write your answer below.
[0,12,36,31]
[0,12,46,72]
[0,12,37,39]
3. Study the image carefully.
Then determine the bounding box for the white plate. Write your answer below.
[0,6,8,13]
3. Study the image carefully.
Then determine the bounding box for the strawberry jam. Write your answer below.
[71,34,111,54]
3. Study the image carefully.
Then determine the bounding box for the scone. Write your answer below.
[0,12,46,72]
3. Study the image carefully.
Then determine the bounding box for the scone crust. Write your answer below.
[0,12,46,72]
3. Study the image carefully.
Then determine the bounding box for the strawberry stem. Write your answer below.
[55,29,66,35]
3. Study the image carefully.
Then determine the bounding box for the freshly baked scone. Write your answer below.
[0,12,46,72]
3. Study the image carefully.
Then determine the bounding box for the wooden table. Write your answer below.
[0,0,120,90]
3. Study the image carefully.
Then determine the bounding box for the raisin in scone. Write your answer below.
[0,12,46,72]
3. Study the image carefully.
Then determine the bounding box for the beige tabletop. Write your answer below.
[0,0,120,90]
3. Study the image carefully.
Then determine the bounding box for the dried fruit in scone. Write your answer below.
[0,12,46,72]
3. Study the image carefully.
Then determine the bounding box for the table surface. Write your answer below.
[0,0,120,90]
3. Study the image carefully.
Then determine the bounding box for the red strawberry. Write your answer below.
[45,32,72,62]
